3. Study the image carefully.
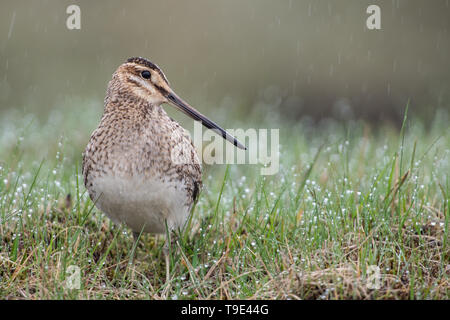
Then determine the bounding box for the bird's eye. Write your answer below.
[141,70,151,79]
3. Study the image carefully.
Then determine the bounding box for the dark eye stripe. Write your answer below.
[141,70,151,79]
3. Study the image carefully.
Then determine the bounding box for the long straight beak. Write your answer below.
[166,91,246,150]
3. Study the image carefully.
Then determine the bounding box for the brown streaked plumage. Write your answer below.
[82,57,244,236]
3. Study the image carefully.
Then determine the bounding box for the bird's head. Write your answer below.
[112,57,172,105]
[110,57,246,150]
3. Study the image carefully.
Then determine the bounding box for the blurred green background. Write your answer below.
[1,0,449,125]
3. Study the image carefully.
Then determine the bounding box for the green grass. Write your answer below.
[0,104,448,299]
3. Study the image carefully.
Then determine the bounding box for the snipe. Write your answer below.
[82,57,245,240]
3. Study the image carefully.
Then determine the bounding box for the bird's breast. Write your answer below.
[89,174,192,233]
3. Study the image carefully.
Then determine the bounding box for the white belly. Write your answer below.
[90,175,191,234]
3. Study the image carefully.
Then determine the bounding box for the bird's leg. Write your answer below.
[163,241,170,285]
[163,229,179,285]
[129,230,145,265]
[132,226,146,243]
